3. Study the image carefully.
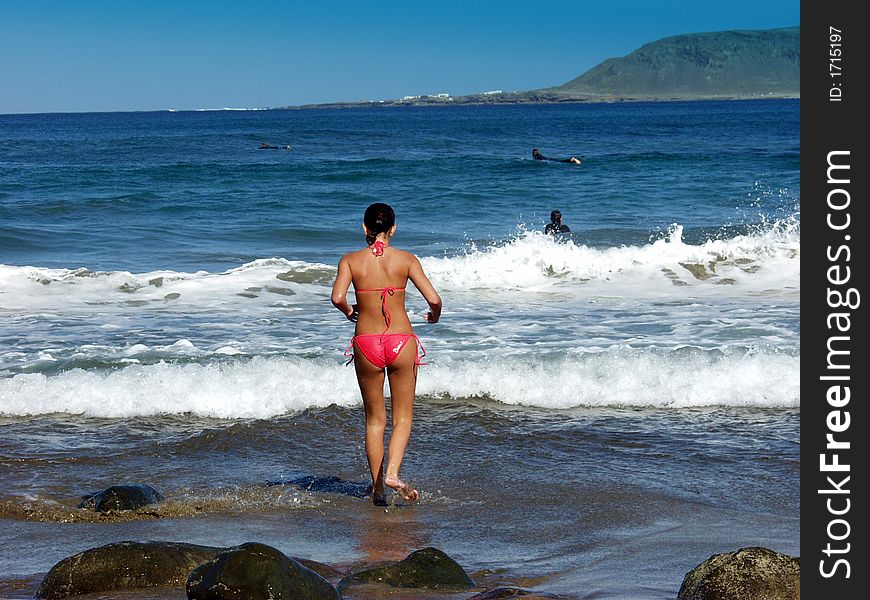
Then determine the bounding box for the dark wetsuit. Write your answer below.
[545,222,571,234]
[533,149,581,164]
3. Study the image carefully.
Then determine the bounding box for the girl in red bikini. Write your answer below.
[331,203,442,505]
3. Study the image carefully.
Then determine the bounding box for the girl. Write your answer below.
[331,203,442,505]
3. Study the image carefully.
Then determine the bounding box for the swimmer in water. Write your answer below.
[532,148,582,165]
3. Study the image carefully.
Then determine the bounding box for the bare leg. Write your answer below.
[384,339,420,501]
[354,349,387,506]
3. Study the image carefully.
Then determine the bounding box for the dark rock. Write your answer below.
[338,547,475,592]
[293,557,343,580]
[36,541,223,599]
[78,483,164,512]
[466,587,564,599]
[186,542,339,600]
[677,546,800,600]
[266,475,369,498]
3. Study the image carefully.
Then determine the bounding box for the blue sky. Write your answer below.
[1,1,799,114]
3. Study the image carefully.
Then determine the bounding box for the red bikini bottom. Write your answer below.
[345,334,426,369]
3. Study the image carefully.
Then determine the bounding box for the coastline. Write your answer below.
[287,92,799,110]
[0,94,800,117]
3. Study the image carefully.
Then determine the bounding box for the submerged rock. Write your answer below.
[78,483,164,512]
[677,546,800,600]
[266,474,369,498]
[338,547,475,592]
[36,541,223,599]
[186,542,339,600]
[467,587,564,599]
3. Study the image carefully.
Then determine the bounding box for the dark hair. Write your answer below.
[550,210,562,222]
[364,203,395,244]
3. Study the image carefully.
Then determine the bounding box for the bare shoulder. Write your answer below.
[392,248,420,267]
[341,248,368,265]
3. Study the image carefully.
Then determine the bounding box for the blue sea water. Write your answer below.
[1,102,798,268]
[0,101,799,598]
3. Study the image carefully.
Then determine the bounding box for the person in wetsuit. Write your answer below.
[532,148,582,165]
[545,210,571,234]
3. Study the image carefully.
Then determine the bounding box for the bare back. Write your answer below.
[332,245,439,336]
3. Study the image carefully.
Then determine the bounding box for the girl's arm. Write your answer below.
[408,255,442,323]
[331,256,358,321]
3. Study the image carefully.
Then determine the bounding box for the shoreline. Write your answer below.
[0,504,798,599]
[0,94,800,117]
[287,93,799,110]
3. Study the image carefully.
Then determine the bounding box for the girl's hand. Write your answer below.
[346,304,359,322]
[425,311,438,324]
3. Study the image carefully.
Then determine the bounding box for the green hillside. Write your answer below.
[542,27,799,99]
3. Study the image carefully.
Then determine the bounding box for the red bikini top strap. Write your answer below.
[353,287,406,332]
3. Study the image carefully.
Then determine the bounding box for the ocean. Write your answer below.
[0,100,799,598]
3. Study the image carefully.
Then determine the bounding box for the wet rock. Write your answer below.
[286,557,342,581]
[186,542,339,600]
[679,262,714,280]
[264,285,297,296]
[36,541,223,599]
[466,587,564,599]
[78,483,164,512]
[677,546,800,600]
[266,475,369,498]
[338,547,475,593]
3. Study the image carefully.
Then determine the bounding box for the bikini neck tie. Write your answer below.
[371,240,386,256]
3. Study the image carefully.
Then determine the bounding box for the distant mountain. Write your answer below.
[540,27,799,100]
[291,26,800,109]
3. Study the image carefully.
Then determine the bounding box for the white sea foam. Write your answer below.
[0,220,800,313]
[422,348,800,409]
[0,348,799,418]
[0,259,333,312]
[422,220,800,296]
[0,357,359,419]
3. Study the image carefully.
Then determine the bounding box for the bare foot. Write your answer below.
[365,484,388,506]
[384,474,419,501]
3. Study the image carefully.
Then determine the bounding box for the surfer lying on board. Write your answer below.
[532,148,582,165]
[331,202,443,505]
[258,142,291,149]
